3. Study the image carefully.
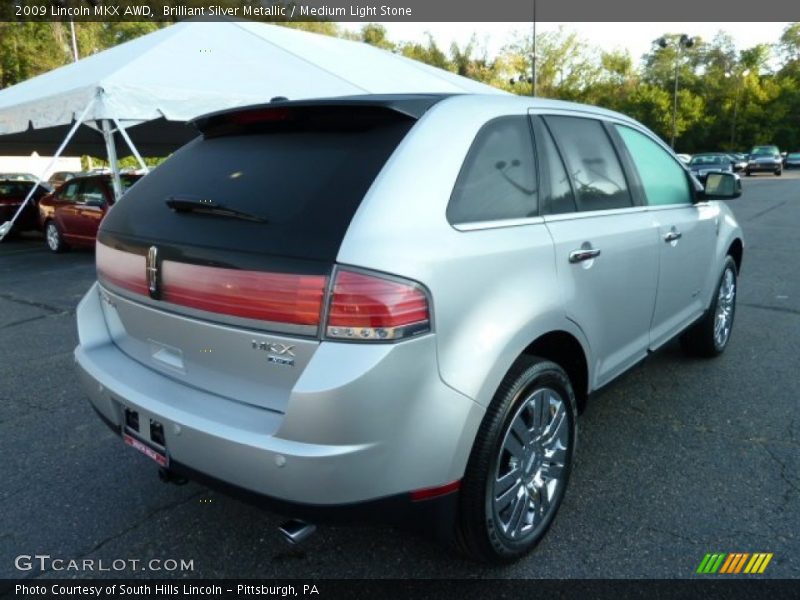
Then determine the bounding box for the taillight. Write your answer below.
[96,243,148,296]
[161,261,326,326]
[96,243,431,340]
[325,269,430,341]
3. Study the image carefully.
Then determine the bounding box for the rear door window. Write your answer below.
[447,116,538,225]
[532,117,576,215]
[80,179,107,205]
[60,181,81,202]
[544,116,633,212]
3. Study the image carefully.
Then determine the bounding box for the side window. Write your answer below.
[447,116,537,225]
[615,125,692,206]
[60,181,81,202]
[79,180,106,205]
[533,118,576,215]
[545,116,633,212]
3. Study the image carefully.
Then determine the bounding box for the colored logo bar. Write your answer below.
[697,553,773,574]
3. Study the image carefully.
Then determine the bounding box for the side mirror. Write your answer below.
[701,172,741,200]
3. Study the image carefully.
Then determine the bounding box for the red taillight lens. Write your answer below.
[161,261,326,326]
[96,243,430,339]
[96,242,148,296]
[325,270,430,341]
[96,242,326,327]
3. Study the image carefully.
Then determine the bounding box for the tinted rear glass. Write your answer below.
[751,146,778,155]
[101,113,413,261]
[0,181,32,198]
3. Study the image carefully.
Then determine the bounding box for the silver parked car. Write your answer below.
[746,145,783,176]
[75,95,743,563]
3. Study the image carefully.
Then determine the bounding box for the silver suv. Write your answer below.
[76,94,743,563]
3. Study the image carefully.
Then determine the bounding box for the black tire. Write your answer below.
[745,170,751,177]
[44,220,68,253]
[680,256,737,358]
[775,169,782,176]
[455,356,577,563]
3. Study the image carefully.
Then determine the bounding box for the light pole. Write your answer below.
[658,34,695,149]
[727,68,750,149]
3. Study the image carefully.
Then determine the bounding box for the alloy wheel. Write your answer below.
[491,387,570,542]
[46,223,60,251]
[714,267,736,349]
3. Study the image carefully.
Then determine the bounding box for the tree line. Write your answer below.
[1,19,799,153]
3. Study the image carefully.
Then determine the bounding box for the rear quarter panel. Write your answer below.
[337,96,593,407]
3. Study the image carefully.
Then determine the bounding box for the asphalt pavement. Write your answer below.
[1,172,798,579]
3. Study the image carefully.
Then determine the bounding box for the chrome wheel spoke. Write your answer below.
[502,432,526,463]
[533,391,549,434]
[495,479,522,513]
[511,415,533,447]
[542,444,567,479]
[539,401,566,446]
[505,487,528,537]
[495,469,519,497]
[535,481,552,517]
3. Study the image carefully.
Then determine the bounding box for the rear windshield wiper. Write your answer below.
[165,196,267,223]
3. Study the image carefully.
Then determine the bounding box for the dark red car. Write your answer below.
[0,179,51,236]
[38,174,141,252]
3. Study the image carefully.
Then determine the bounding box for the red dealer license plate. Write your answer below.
[123,432,169,467]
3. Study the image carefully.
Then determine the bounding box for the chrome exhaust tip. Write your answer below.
[278,519,316,545]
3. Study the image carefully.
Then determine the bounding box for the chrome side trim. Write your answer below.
[453,216,545,231]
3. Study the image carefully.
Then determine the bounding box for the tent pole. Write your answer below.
[113,118,150,174]
[101,119,123,200]
[0,95,97,241]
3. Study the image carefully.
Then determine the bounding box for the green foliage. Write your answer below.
[2,20,800,154]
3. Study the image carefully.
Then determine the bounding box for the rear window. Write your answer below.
[690,155,728,166]
[751,146,778,155]
[0,182,30,198]
[101,109,414,261]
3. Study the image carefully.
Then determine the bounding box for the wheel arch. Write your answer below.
[727,238,743,275]
[520,331,590,414]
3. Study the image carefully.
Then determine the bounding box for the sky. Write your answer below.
[339,22,790,63]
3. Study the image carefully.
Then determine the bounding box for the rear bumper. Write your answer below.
[88,402,459,534]
[75,283,484,510]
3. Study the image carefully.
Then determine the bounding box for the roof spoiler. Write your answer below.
[192,94,452,136]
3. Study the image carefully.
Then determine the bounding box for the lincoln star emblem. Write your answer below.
[146,246,160,299]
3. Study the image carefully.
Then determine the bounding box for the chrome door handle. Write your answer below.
[569,248,601,263]
[664,231,683,243]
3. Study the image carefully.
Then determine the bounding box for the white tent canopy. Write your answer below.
[0,19,504,137]
[0,19,506,239]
